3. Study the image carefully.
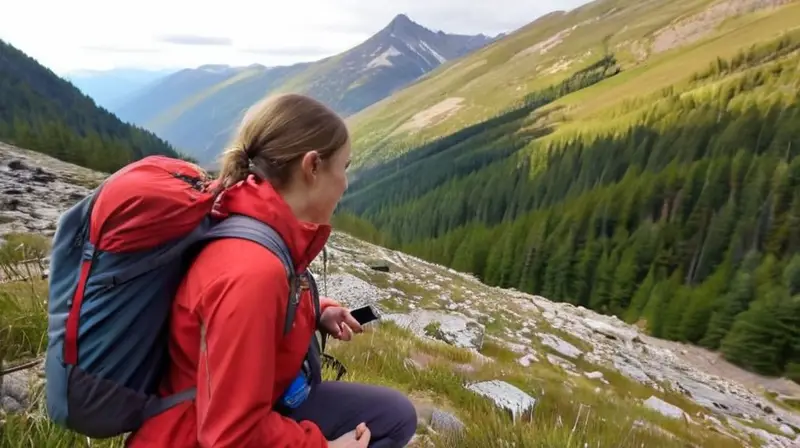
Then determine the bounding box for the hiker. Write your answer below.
[126,94,417,448]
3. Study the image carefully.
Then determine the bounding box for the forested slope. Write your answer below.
[0,40,184,172]
[337,32,800,381]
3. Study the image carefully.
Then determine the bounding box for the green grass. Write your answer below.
[0,232,752,448]
[764,391,800,414]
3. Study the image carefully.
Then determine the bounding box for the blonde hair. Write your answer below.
[217,93,349,189]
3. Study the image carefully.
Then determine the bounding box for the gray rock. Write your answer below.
[778,424,795,438]
[546,353,576,372]
[319,273,390,308]
[467,380,536,421]
[0,143,104,250]
[0,369,31,409]
[384,310,485,350]
[583,318,640,344]
[518,353,538,367]
[728,418,797,448]
[643,396,686,420]
[537,333,583,358]
[430,409,465,433]
[612,355,654,385]
[0,396,22,414]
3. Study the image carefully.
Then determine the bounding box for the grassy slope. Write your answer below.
[0,231,778,448]
[346,0,800,168]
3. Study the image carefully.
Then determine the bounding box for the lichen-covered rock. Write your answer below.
[384,310,485,350]
[0,366,35,414]
[430,409,465,433]
[466,380,536,421]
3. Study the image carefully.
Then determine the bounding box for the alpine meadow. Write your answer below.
[336,0,800,382]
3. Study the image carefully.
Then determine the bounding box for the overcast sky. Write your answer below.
[1,0,590,75]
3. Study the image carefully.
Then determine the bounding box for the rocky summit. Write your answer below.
[1,142,800,447]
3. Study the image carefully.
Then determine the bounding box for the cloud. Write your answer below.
[1,0,594,72]
[81,45,160,54]
[156,34,233,46]
[240,45,340,59]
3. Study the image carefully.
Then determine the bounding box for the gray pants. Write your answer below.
[283,381,417,448]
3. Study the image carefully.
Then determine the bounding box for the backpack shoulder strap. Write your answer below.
[201,214,300,336]
[306,272,325,351]
[142,215,303,421]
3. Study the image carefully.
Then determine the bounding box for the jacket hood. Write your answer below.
[212,175,331,273]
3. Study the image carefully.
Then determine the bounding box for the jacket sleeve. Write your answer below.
[195,257,328,448]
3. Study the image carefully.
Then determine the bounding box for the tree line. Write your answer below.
[0,39,187,172]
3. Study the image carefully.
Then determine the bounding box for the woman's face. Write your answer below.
[303,141,351,224]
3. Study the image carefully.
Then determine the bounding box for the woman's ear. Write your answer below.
[300,151,320,181]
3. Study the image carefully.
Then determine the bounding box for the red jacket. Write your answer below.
[127,176,338,448]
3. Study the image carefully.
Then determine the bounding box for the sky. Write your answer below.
[0,0,590,75]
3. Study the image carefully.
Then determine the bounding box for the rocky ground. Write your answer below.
[2,141,800,447]
[0,142,105,242]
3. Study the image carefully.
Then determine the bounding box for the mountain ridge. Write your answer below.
[112,13,496,166]
[64,67,177,111]
[0,39,184,173]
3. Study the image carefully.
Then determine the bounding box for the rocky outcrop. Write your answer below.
[384,310,485,351]
[652,0,792,54]
[0,142,104,241]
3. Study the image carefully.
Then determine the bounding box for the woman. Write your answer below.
[127,93,417,448]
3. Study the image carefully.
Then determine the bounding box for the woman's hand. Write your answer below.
[319,306,363,341]
[328,423,371,448]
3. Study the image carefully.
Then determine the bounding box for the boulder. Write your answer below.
[643,396,687,420]
[466,380,536,421]
[0,365,35,414]
[321,273,390,308]
[384,310,485,350]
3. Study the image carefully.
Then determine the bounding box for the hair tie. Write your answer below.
[240,144,251,160]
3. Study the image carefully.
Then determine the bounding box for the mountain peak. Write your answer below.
[390,13,414,26]
[384,13,424,35]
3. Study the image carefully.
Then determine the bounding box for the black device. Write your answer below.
[350,304,380,325]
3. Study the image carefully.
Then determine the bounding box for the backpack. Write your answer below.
[43,155,321,439]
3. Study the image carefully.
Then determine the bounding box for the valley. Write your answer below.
[107,14,496,166]
[337,0,800,387]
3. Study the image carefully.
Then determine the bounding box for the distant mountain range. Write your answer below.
[108,14,498,166]
[64,68,178,111]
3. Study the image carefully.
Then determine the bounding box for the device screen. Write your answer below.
[350,305,379,325]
